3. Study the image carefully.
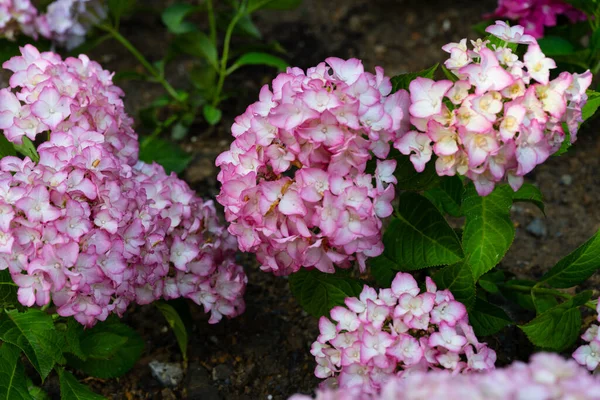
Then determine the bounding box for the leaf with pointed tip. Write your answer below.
[469,298,512,336]
[433,261,475,310]
[58,369,105,400]
[0,343,32,400]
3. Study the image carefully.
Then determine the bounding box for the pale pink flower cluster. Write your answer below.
[291,353,600,399]
[396,21,593,196]
[311,272,495,394]
[488,0,586,38]
[0,45,247,327]
[216,58,408,275]
[0,0,106,49]
[573,300,600,371]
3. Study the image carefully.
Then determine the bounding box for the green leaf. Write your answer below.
[393,151,440,191]
[561,0,597,14]
[26,378,49,400]
[0,309,64,380]
[541,229,600,288]
[227,52,288,74]
[369,260,397,287]
[537,36,576,56]
[247,0,302,12]
[582,90,600,122]
[500,279,536,311]
[532,293,559,314]
[139,137,193,174]
[289,269,363,317]
[0,134,16,158]
[441,65,458,82]
[56,319,86,361]
[162,3,198,34]
[432,261,475,310]
[519,291,592,351]
[66,321,144,379]
[478,270,505,294]
[175,31,218,70]
[424,175,464,217]
[203,104,222,126]
[0,343,32,400]
[237,14,262,39]
[371,192,463,273]
[155,301,188,361]
[108,0,136,23]
[469,298,512,336]
[512,183,545,214]
[391,64,438,93]
[58,369,105,400]
[0,270,19,309]
[462,184,515,280]
[13,137,39,163]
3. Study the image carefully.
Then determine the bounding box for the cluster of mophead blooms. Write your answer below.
[0,45,247,327]
[216,58,408,275]
[290,353,600,399]
[0,0,105,49]
[396,21,592,196]
[488,0,586,38]
[311,272,496,394]
[573,300,600,372]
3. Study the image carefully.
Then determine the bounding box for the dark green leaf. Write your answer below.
[58,369,105,400]
[237,14,262,39]
[13,138,39,163]
[519,291,592,351]
[371,192,463,273]
[26,378,49,400]
[469,298,512,336]
[478,270,505,294]
[424,175,464,217]
[554,122,572,157]
[0,270,19,309]
[393,151,440,190]
[155,301,189,361]
[0,343,32,400]
[289,269,363,317]
[227,52,288,74]
[441,65,458,82]
[108,0,136,22]
[500,279,536,311]
[0,134,16,158]
[537,36,576,56]
[369,260,397,287]
[433,261,475,310]
[391,64,438,93]
[462,184,515,280]
[512,183,545,214]
[203,104,222,126]
[175,31,218,70]
[139,137,193,174]
[541,229,600,288]
[55,319,85,361]
[0,309,64,380]
[247,0,302,12]
[582,90,600,122]
[66,321,144,379]
[161,3,198,34]
[532,293,559,314]
[561,0,597,14]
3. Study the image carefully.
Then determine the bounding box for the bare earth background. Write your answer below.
[3,0,600,398]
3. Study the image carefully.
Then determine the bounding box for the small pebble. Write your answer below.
[149,361,184,387]
[526,218,548,238]
[560,174,573,186]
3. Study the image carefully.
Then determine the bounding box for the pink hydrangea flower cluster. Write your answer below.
[573,300,600,371]
[216,58,408,275]
[396,21,593,196]
[311,272,496,394]
[488,0,586,38]
[0,0,106,49]
[0,0,39,40]
[0,45,247,327]
[291,353,600,399]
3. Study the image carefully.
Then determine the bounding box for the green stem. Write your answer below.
[500,283,597,311]
[206,0,217,46]
[211,4,246,106]
[98,24,182,102]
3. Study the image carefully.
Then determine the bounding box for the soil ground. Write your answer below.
[4,0,600,399]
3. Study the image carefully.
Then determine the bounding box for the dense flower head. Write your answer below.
[488,0,586,38]
[0,0,106,49]
[311,272,495,394]
[291,352,600,399]
[573,300,600,371]
[216,58,409,275]
[396,21,592,196]
[0,45,247,326]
